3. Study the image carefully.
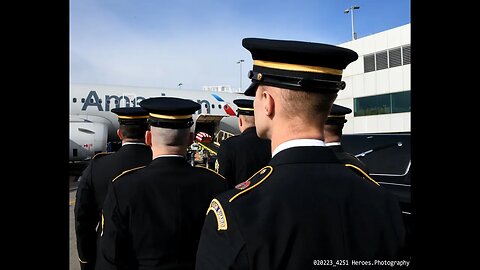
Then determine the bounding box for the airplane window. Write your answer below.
[73,98,77,103]
[212,104,215,109]
[161,93,166,96]
[115,100,119,104]
[90,98,94,103]
[204,104,208,109]
[99,99,102,103]
[81,98,85,103]
[107,100,110,104]
[218,104,221,109]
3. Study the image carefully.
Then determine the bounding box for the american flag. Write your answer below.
[195,132,212,142]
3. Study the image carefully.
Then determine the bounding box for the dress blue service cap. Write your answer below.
[233,99,255,116]
[139,97,201,129]
[242,38,358,96]
[111,107,149,125]
[326,104,352,125]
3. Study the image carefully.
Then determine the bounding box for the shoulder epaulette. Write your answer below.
[205,166,273,231]
[195,165,225,180]
[111,165,146,182]
[344,164,380,186]
[229,166,273,202]
[92,152,113,159]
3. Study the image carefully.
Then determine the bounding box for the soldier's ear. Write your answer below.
[145,130,152,146]
[264,91,274,117]
[116,129,123,140]
[238,117,243,128]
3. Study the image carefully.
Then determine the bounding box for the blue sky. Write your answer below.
[70,0,410,91]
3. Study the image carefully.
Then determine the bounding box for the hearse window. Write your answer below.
[342,134,411,177]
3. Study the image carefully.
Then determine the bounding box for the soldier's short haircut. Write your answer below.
[119,123,149,140]
[279,89,337,121]
[151,126,190,147]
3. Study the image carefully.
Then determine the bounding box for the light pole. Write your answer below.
[344,6,360,40]
[237,59,244,91]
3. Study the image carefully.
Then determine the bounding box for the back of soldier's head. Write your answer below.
[139,97,201,146]
[241,38,358,129]
[234,99,256,129]
[324,104,352,141]
[111,107,149,141]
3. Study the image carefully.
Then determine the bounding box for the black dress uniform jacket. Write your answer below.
[100,156,228,270]
[217,127,271,188]
[329,144,370,174]
[196,146,405,270]
[75,144,152,270]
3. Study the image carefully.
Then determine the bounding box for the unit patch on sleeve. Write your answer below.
[206,198,228,230]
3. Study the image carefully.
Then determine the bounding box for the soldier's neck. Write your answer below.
[152,145,187,159]
[269,120,324,154]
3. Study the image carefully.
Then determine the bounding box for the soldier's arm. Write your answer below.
[217,144,235,189]
[74,163,99,270]
[100,183,132,269]
[195,199,248,270]
[385,191,407,259]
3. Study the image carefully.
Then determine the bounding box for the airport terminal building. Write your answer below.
[337,23,410,134]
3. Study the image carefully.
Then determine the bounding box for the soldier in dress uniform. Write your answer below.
[99,97,228,270]
[75,107,152,270]
[325,104,370,174]
[216,98,271,188]
[195,38,406,270]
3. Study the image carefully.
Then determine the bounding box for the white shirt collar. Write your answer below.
[122,142,147,146]
[325,142,341,146]
[272,139,325,157]
[154,154,184,160]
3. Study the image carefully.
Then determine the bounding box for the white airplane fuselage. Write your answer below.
[70,83,246,161]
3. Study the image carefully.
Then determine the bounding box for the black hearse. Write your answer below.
[342,132,411,255]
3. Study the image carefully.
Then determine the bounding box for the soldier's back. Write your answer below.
[197,146,405,269]
[89,144,152,208]
[218,127,271,187]
[103,156,228,269]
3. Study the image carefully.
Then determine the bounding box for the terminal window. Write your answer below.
[354,90,410,116]
[389,47,402,68]
[363,54,375,73]
[376,51,388,70]
[363,44,411,73]
[402,45,411,65]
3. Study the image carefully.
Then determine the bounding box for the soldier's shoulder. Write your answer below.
[228,165,273,202]
[111,165,147,184]
[344,164,379,186]
[222,134,242,145]
[194,165,226,180]
[92,152,114,159]
[205,166,273,231]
